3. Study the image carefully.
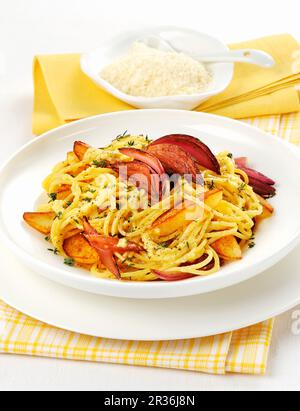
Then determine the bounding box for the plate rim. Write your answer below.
[1,109,300,299]
[1,240,300,341]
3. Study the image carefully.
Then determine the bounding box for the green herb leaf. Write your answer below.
[239,183,247,192]
[48,193,57,202]
[55,211,63,220]
[64,258,75,267]
[93,160,108,168]
[116,130,130,141]
[206,180,215,190]
[48,248,59,255]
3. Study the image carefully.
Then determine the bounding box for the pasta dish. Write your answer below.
[23,133,276,282]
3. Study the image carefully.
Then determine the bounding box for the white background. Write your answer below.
[1,0,300,391]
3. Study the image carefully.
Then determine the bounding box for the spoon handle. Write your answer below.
[190,49,275,68]
[144,36,275,68]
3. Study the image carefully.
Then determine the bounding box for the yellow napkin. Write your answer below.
[33,34,300,135]
[0,301,274,375]
[201,34,300,118]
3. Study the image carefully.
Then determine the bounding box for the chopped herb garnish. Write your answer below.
[116,130,130,141]
[48,248,59,255]
[66,201,73,207]
[93,159,108,168]
[248,242,256,249]
[127,140,135,147]
[239,183,247,192]
[227,153,233,159]
[48,193,57,202]
[83,198,92,203]
[158,241,169,249]
[45,236,50,242]
[64,258,75,267]
[55,211,63,220]
[206,180,215,190]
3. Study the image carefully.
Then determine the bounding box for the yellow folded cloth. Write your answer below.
[0,300,274,375]
[33,34,300,135]
[201,34,300,118]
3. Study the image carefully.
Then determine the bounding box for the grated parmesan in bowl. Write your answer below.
[100,42,212,98]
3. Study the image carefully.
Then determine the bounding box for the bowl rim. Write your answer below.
[1,109,300,299]
[80,26,235,103]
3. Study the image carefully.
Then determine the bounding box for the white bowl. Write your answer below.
[80,27,234,110]
[1,110,300,300]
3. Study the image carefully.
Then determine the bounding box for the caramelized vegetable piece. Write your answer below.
[63,234,99,265]
[23,212,56,235]
[212,236,242,261]
[147,144,201,181]
[111,161,160,197]
[119,148,165,175]
[73,141,90,161]
[149,203,207,238]
[255,195,274,222]
[150,134,220,174]
[56,185,72,200]
[83,219,143,253]
[83,218,143,279]
[63,229,82,240]
[149,190,222,239]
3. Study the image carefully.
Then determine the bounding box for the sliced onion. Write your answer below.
[235,157,248,168]
[147,144,202,182]
[97,249,121,280]
[240,166,275,186]
[152,270,195,282]
[83,218,143,279]
[119,148,165,175]
[150,134,220,174]
[247,179,276,198]
[111,160,161,198]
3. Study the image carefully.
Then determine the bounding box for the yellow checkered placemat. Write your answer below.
[0,301,274,375]
[0,113,299,375]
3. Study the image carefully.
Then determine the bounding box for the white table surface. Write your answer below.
[1,0,300,392]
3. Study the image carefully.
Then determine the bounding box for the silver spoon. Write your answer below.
[143,35,275,68]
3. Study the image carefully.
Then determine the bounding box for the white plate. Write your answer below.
[1,241,300,341]
[81,26,234,110]
[0,110,300,299]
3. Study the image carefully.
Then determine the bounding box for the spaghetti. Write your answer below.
[25,133,274,282]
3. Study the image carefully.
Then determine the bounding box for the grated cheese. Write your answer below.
[101,42,212,98]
